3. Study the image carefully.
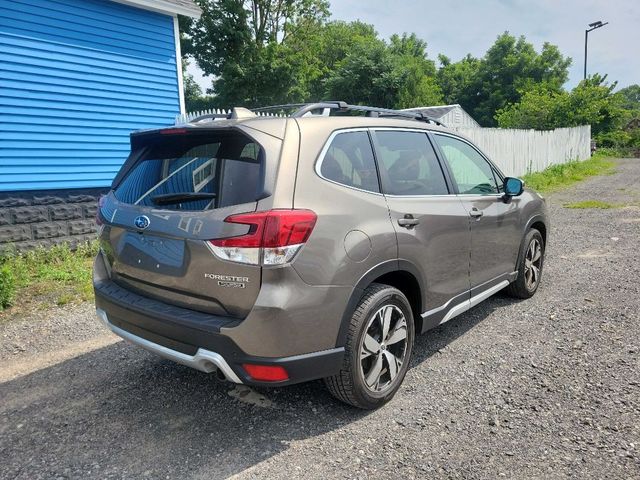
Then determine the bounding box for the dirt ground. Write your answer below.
[1,159,638,479]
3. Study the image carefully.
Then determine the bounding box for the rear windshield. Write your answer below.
[113,131,264,211]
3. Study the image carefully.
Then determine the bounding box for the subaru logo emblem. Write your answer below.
[134,215,150,230]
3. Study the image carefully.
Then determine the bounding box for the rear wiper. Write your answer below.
[150,192,217,205]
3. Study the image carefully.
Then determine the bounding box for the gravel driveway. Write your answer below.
[1,159,639,480]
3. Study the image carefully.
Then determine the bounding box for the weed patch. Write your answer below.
[0,241,98,317]
[564,200,619,209]
[522,155,615,193]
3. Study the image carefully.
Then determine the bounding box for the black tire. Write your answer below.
[324,283,415,409]
[505,228,545,299]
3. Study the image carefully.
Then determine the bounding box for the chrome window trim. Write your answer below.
[456,193,505,198]
[315,126,500,200]
[383,194,455,199]
[314,128,384,196]
[370,127,432,134]
[369,127,452,198]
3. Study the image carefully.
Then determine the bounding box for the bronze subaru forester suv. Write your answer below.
[94,102,548,409]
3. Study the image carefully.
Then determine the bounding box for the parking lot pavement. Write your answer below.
[1,159,639,479]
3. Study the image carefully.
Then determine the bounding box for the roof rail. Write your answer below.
[252,103,308,112]
[250,102,446,126]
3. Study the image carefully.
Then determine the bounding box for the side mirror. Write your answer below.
[504,177,524,197]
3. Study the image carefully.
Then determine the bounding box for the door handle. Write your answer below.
[469,208,483,218]
[398,214,420,228]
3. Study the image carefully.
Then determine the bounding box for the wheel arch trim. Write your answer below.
[518,214,548,270]
[335,260,425,347]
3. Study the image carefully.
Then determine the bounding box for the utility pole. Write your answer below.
[584,21,609,80]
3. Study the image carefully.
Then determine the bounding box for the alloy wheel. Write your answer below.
[359,304,409,393]
[524,238,542,290]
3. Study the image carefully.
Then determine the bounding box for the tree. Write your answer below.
[496,74,626,139]
[475,33,571,126]
[181,60,216,111]
[291,20,379,100]
[324,39,401,108]
[180,0,329,106]
[495,85,569,130]
[438,33,571,126]
[566,74,624,136]
[618,84,640,111]
[390,34,443,108]
[324,32,442,109]
[437,54,481,110]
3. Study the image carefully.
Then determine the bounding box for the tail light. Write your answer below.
[208,209,317,266]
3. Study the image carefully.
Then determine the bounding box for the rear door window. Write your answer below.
[373,130,449,195]
[113,131,263,210]
[319,131,380,193]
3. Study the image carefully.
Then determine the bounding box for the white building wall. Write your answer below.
[441,107,481,128]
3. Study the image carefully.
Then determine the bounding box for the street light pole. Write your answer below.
[584,21,609,80]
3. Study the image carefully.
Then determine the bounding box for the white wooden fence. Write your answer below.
[454,125,591,177]
[175,108,283,124]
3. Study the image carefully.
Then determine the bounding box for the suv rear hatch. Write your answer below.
[98,126,281,318]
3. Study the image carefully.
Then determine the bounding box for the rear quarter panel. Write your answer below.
[290,119,397,287]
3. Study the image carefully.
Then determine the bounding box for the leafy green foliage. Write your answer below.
[495,85,570,130]
[0,241,99,316]
[390,34,443,108]
[437,54,480,111]
[180,0,330,106]
[296,20,379,100]
[0,265,16,310]
[180,2,634,147]
[613,84,640,151]
[618,84,640,111]
[438,33,571,126]
[323,33,442,108]
[180,3,443,108]
[324,39,397,107]
[496,74,626,141]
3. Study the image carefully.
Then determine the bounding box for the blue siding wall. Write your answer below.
[0,0,181,191]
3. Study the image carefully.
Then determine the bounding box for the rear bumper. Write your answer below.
[94,269,344,387]
[96,307,242,382]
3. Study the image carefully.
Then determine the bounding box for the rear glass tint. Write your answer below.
[320,131,380,193]
[114,131,263,211]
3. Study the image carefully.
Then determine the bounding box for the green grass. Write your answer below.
[522,154,616,193]
[564,199,640,209]
[564,200,619,209]
[0,241,98,315]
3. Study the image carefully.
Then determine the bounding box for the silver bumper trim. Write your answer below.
[96,308,242,383]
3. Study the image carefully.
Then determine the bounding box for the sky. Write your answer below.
[187,0,639,92]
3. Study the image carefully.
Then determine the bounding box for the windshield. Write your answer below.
[113,131,263,211]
